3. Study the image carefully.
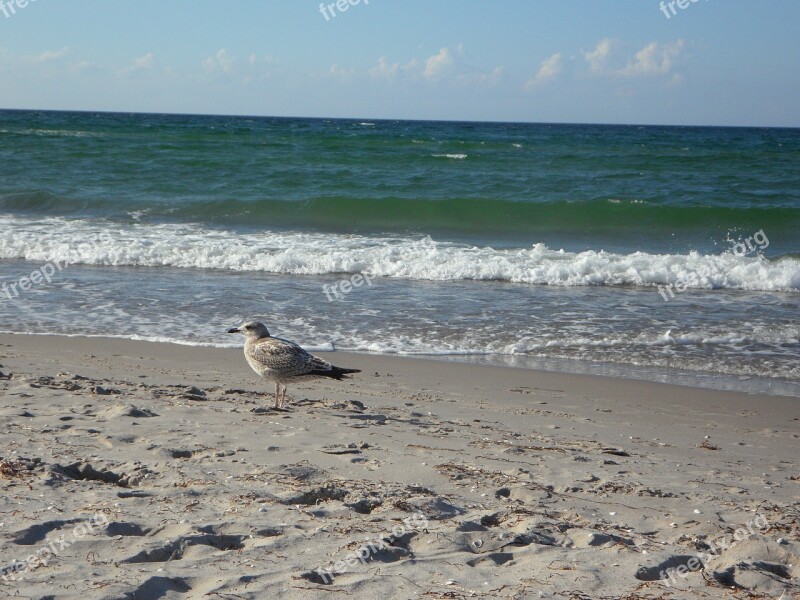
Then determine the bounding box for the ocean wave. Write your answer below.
[1,216,799,292]
[336,332,799,356]
[3,193,799,238]
[11,128,106,138]
[432,153,467,159]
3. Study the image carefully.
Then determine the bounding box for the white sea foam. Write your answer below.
[432,153,468,159]
[18,128,106,138]
[1,216,798,292]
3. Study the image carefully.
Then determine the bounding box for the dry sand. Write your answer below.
[0,333,798,599]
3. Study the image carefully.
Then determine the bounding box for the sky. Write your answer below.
[0,0,798,127]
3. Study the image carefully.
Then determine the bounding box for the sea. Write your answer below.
[1,110,799,396]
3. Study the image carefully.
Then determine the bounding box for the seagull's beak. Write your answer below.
[227,327,241,334]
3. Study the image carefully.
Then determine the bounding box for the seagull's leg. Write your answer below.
[280,384,287,408]
[274,383,280,409]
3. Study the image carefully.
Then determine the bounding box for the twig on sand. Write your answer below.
[291,585,352,594]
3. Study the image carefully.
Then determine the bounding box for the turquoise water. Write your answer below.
[1,110,799,394]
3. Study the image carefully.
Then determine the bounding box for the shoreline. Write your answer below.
[1,332,798,598]
[2,331,799,399]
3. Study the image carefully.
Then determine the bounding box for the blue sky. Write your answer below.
[1,0,798,126]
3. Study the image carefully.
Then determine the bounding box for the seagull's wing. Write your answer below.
[249,337,332,376]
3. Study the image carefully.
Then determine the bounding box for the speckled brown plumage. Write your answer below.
[228,321,360,408]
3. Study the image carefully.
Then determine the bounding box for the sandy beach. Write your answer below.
[0,333,796,599]
[3,2,800,599]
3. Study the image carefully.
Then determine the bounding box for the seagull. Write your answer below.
[227,321,361,409]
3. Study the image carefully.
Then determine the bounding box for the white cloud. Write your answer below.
[584,38,614,73]
[369,56,399,79]
[326,63,355,80]
[525,53,562,89]
[32,47,69,63]
[423,45,501,84]
[248,54,279,66]
[458,65,504,86]
[203,49,234,73]
[367,57,419,80]
[70,60,95,72]
[618,39,685,77]
[370,47,471,82]
[132,53,155,70]
[333,45,497,87]
[668,73,684,87]
[120,52,155,75]
[242,55,279,84]
[402,58,420,75]
[424,47,454,79]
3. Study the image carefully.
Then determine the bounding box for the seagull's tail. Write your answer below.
[312,366,361,380]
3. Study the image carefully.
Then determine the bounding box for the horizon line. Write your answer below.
[1,106,798,131]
